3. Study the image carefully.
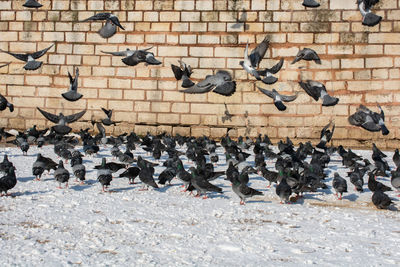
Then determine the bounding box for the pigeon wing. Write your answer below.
[82,13,110,22]
[249,36,270,68]
[299,81,320,101]
[0,50,28,62]
[65,110,86,123]
[37,107,60,123]
[101,50,129,57]
[280,92,298,102]
[96,122,106,137]
[256,86,275,99]
[213,81,236,96]
[180,75,216,94]
[31,44,54,59]
[171,64,183,80]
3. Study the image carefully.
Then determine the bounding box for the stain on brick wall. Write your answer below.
[0,0,399,148]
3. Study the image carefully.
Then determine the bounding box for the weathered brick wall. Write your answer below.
[0,0,399,148]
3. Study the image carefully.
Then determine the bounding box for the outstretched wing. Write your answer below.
[101,50,129,57]
[31,44,54,59]
[180,75,216,94]
[0,50,28,62]
[256,86,275,99]
[249,36,270,68]
[65,110,86,123]
[171,64,183,80]
[82,12,110,22]
[96,122,106,137]
[280,92,298,102]
[299,81,320,101]
[101,108,112,118]
[37,107,60,123]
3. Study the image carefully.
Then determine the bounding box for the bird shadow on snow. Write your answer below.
[13,190,48,197]
[18,176,36,183]
[342,193,359,202]
[69,184,93,191]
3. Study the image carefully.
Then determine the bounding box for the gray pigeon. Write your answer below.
[0,44,54,71]
[82,13,125,38]
[97,158,113,192]
[0,94,13,112]
[32,154,46,181]
[231,175,263,205]
[299,80,339,106]
[276,177,292,204]
[54,160,69,189]
[292,48,321,64]
[37,108,86,135]
[372,190,392,209]
[390,171,400,197]
[138,166,159,190]
[101,108,118,126]
[23,0,42,8]
[62,68,82,102]
[302,0,320,8]
[257,87,298,111]
[348,104,389,135]
[180,70,236,96]
[171,60,195,88]
[71,160,86,184]
[101,47,161,66]
[332,172,347,200]
[190,167,222,199]
[357,0,381,27]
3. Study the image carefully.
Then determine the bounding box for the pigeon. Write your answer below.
[231,174,263,205]
[348,104,389,135]
[372,190,392,209]
[101,108,118,126]
[101,47,161,66]
[37,108,86,135]
[23,0,42,8]
[180,70,236,96]
[257,163,279,188]
[0,44,54,71]
[299,80,339,106]
[348,167,365,192]
[82,13,125,38]
[368,171,392,192]
[357,0,382,27]
[97,158,113,192]
[332,172,347,200]
[302,0,320,8]
[158,168,176,186]
[119,167,141,184]
[239,37,284,84]
[171,60,195,88]
[390,171,400,196]
[54,160,69,189]
[176,160,192,191]
[138,166,159,190]
[292,48,321,64]
[0,94,14,112]
[62,68,82,102]
[32,154,47,181]
[393,149,400,169]
[0,128,13,142]
[189,167,222,199]
[316,121,335,149]
[0,155,13,174]
[0,166,17,196]
[71,160,86,184]
[276,177,292,204]
[257,87,298,111]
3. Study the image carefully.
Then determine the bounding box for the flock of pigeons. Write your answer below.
[0,0,395,211]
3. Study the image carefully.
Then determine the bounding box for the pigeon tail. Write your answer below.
[274,101,287,111]
[380,124,389,136]
[302,0,320,8]
[7,103,14,112]
[181,78,195,88]
[322,95,339,106]
[99,21,117,38]
[24,61,42,71]
[261,75,278,85]
[23,0,43,8]
[62,91,83,102]
[52,125,72,135]
[362,13,382,27]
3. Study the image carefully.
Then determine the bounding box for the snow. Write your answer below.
[0,144,399,266]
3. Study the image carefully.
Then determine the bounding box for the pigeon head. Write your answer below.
[109,15,125,30]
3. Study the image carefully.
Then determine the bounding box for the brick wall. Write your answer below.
[0,0,399,148]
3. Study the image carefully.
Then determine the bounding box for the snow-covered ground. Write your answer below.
[0,143,399,266]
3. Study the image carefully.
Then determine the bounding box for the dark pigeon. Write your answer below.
[292,48,321,64]
[257,87,298,111]
[0,44,54,71]
[82,13,125,38]
[171,60,195,88]
[54,160,70,189]
[299,80,339,106]
[0,166,17,196]
[37,107,86,135]
[62,68,83,102]
[348,104,389,135]
[332,172,347,200]
[180,70,236,96]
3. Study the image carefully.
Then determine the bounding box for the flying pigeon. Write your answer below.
[299,80,339,106]
[316,121,335,149]
[37,107,86,135]
[23,0,42,8]
[357,0,382,27]
[101,108,119,126]
[180,70,236,96]
[82,13,125,38]
[101,47,161,66]
[292,48,321,64]
[0,94,13,112]
[0,44,54,71]
[171,60,195,88]
[302,0,320,8]
[348,104,389,135]
[239,37,284,84]
[62,68,83,102]
[257,87,298,111]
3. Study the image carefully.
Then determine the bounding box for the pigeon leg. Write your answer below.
[102,185,106,192]
[65,182,68,189]
[202,195,208,200]
[80,181,85,185]
[57,182,62,189]
[194,192,201,198]
[240,200,245,205]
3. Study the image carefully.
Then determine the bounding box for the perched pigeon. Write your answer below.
[332,172,347,200]
[239,37,284,84]
[348,104,389,135]
[82,13,125,38]
[0,155,14,174]
[257,87,298,111]
[54,160,69,189]
[316,121,335,149]
[372,190,392,209]
[368,171,392,192]
[101,47,161,66]
[302,0,320,8]
[348,167,365,192]
[23,0,42,8]
[0,94,14,112]
[390,171,400,196]
[0,44,54,71]
[0,166,16,196]
[138,166,159,190]
[357,0,381,27]
[119,167,140,184]
[276,177,292,204]
[292,48,321,64]
[190,167,222,199]
[180,70,236,96]
[299,80,339,106]
[37,108,86,135]
[231,174,263,205]
[97,158,113,192]
[171,60,195,88]
[393,149,400,169]
[71,159,86,184]
[62,68,82,102]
